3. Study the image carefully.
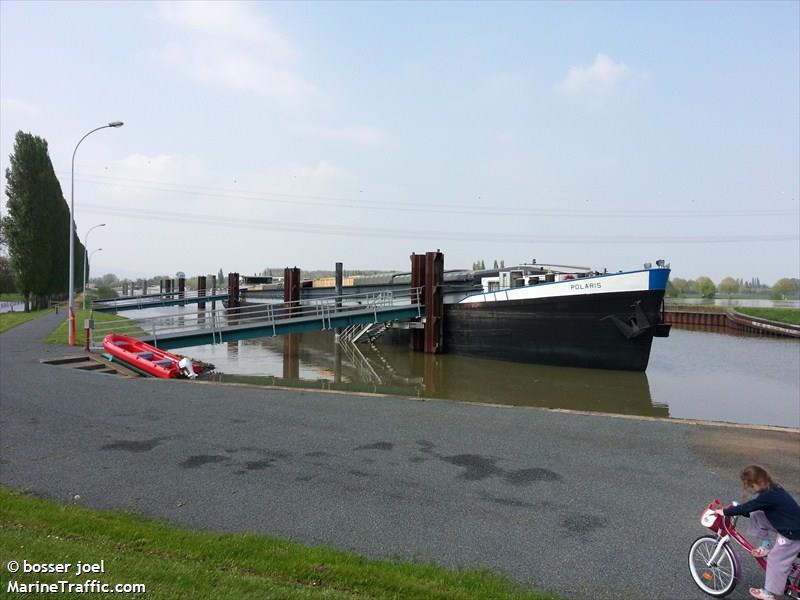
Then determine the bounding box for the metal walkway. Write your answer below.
[92,289,231,312]
[90,288,423,351]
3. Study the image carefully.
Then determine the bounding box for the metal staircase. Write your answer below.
[338,321,393,344]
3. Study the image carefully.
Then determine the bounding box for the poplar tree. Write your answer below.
[3,131,82,310]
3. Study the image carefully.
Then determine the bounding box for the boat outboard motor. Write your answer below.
[178,357,197,379]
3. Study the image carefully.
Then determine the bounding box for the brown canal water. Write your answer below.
[173,326,799,429]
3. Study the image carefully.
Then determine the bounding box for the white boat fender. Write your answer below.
[178,357,197,379]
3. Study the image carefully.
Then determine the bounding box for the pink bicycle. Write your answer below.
[688,500,800,598]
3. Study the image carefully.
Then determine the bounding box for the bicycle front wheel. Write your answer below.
[688,536,738,597]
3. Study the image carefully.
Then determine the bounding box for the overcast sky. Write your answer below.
[1,1,798,283]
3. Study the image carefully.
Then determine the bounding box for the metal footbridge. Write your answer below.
[92,289,231,312]
[90,288,423,351]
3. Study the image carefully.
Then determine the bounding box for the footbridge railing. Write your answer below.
[92,289,231,312]
[90,287,423,351]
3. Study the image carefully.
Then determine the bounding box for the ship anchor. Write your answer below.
[602,301,652,339]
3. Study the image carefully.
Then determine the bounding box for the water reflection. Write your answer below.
[197,332,668,418]
[120,303,798,427]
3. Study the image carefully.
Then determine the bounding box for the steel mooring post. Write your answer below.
[410,253,426,352]
[198,276,207,310]
[424,250,444,354]
[284,267,300,317]
[178,277,186,306]
[335,262,343,337]
[227,272,240,310]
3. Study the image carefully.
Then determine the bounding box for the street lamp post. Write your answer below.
[87,249,103,286]
[69,121,123,345]
[82,224,106,310]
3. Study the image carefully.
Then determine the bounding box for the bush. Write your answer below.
[95,286,118,300]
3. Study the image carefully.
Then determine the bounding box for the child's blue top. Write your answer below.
[724,485,800,540]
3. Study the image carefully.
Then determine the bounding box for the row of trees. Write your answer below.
[472,259,505,270]
[88,270,228,291]
[2,132,85,311]
[79,266,799,303]
[667,276,799,300]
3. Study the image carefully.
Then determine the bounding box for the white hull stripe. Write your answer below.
[458,269,667,304]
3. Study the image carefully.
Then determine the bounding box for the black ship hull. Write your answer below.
[443,289,667,371]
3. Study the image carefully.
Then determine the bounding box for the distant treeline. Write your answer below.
[667,276,799,300]
[67,270,800,303]
[258,267,395,279]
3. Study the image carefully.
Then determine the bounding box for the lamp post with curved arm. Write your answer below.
[88,248,102,271]
[82,224,106,310]
[68,121,123,345]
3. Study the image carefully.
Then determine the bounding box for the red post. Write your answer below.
[283,267,300,316]
[227,272,240,308]
[410,253,426,352]
[424,251,444,354]
[69,308,76,347]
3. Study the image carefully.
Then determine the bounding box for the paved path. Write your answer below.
[1,313,798,599]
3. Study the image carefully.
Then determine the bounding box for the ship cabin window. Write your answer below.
[481,276,500,293]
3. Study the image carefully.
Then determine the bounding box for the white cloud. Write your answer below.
[0,97,38,117]
[155,1,295,60]
[556,53,639,99]
[154,42,315,107]
[152,2,315,108]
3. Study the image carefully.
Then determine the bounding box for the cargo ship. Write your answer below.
[247,260,672,372]
[439,262,671,371]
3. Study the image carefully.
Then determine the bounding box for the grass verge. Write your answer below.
[46,309,147,345]
[735,307,800,326]
[0,309,50,334]
[0,488,557,600]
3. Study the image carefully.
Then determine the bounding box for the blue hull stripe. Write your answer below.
[648,268,671,291]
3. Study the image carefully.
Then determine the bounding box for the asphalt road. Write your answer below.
[2,312,798,599]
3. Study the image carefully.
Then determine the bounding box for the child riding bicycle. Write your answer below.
[713,465,800,600]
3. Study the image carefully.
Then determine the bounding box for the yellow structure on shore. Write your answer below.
[312,277,355,288]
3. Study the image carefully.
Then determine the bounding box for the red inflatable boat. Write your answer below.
[102,334,200,379]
